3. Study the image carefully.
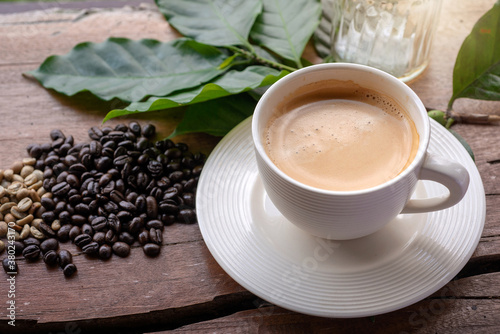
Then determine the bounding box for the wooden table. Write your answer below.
[1,0,499,332]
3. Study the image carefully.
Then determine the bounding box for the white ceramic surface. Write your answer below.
[197,117,485,318]
[252,63,469,239]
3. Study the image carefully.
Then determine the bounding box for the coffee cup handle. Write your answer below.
[401,154,470,214]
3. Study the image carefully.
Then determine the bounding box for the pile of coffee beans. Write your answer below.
[1,122,205,277]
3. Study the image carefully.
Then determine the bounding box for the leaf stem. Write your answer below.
[227,46,297,72]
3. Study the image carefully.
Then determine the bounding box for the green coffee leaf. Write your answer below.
[156,0,262,48]
[449,1,500,109]
[249,0,322,67]
[169,94,256,138]
[27,38,227,102]
[103,65,288,121]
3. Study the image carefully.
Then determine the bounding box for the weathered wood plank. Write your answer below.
[159,274,500,333]
[157,300,500,334]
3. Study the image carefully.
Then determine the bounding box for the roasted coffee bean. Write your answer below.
[52,182,71,197]
[146,219,163,230]
[40,238,59,254]
[105,230,118,244]
[82,223,93,235]
[50,129,65,141]
[146,196,158,219]
[91,216,107,231]
[107,213,121,233]
[82,242,99,256]
[127,217,143,235]
[135,195,147,213]
[43,250,59,266]
[165,147,182,159]
[161,214,175,226]
[116,210,132,222]
[54,201,67,214]
[74,234,92,248]
[3,257,18,274]
[129,121,141,136]
[119,232,134,245]
[112,242,130,258]
[99,244,112,260]
[147,160,163,176]
[143,243,161,257]
[182,193,195,207]
[22,236,39,248]
[192,165,203,176]
[69,225,81,241]
[63,263,77,277]
[57,224,72,242]
[58,249,73,268]
[169,171,184,183]
[22,244,41,261]
[68,163,87,176]
[41,210,56,223]
[66,174,80,188]
[159,200,179,214]
[75,203,90,216]
[119,201,136,212]
[89,140,102,156]
[113,155,133,167]
[138,230,149,245]
[88,126,103,140]
[71,214,87,226]
[58,211,71,224]
[93,232,106,245]
[39,222,56,237]
[103,201,119,214]
[149,228,162,245]
[162,187,179,200]
[142,124,156,138]
[13,241,25,255]
[178,209,197,224]
[99,173,113,187]
[109,190,125,204]
[95,156,112,171]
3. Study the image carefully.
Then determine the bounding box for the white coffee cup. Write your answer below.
[252,63,469,240]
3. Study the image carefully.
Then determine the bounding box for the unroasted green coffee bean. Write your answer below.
[0,221,7,237]
[16,214,34,226]
[30,226,45,239]
[19,224,30,239]
[17,197,33,212]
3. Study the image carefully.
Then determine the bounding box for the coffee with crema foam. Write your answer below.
[263,80,419,191]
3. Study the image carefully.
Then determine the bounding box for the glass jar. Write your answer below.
[330,0,443,82]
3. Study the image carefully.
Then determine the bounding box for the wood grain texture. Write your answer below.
[0,0,499,333]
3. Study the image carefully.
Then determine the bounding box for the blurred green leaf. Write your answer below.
[449,1,500,109]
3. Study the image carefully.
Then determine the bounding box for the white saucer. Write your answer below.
[197,117,485,318]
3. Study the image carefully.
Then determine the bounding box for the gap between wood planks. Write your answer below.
[4,291,268,334]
